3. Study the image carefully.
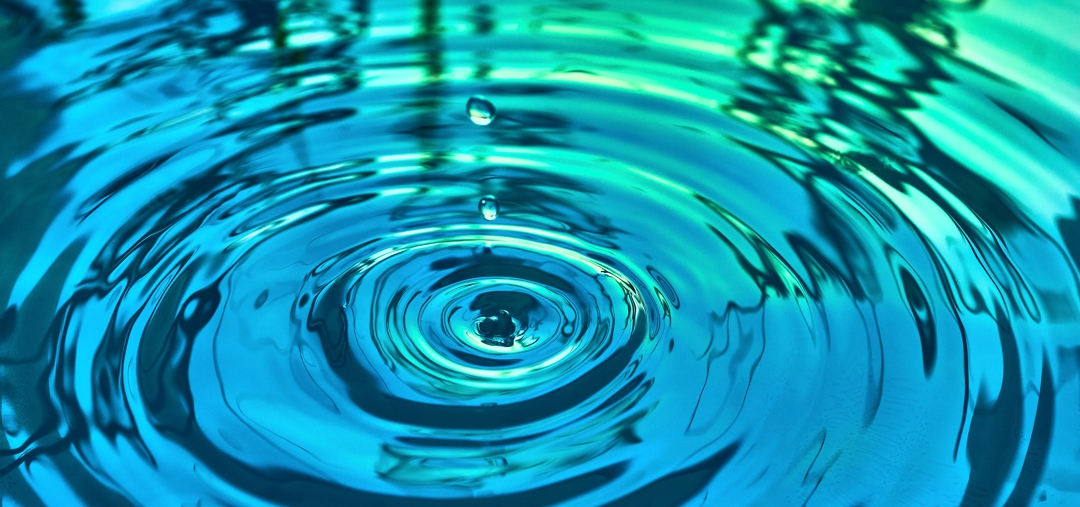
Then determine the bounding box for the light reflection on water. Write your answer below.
[1,0,1080,505]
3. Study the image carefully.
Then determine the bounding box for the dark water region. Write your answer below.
[2,0,1080,505]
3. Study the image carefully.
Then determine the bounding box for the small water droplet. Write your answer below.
[479,195,499,220]
[466,95,496,125]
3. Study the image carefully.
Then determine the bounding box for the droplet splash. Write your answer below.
[466,95,496,125]
[479,195,499,220]
[475,310,519,347]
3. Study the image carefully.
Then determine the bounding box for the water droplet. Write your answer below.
[466,95,496,125]
[479,195,499,220]
[476,310,517,347]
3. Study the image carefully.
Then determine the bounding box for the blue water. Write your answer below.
[2,0,1080,505]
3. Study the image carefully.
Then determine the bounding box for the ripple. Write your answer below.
[2,0,1080,506]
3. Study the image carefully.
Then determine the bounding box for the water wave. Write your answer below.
[2,0,1080,505]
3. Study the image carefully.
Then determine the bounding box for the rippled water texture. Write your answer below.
[2,0,1080,505]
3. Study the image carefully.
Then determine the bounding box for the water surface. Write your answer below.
[2,0,1080,505]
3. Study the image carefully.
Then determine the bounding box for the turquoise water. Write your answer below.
[2,0,1080,505]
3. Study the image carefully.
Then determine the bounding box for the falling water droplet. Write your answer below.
[466,95,496,125]
[479,195,499,220]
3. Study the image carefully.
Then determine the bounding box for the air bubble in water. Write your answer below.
[466,95,496,125]
[479,195,499,220]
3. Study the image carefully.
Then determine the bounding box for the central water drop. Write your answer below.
[475,310,518,347]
